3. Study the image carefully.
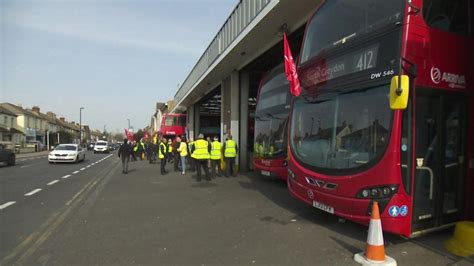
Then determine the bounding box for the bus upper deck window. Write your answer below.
[423,0,469,35]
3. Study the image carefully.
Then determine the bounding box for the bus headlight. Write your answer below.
[287,168,296,180]
[357,185,399,199]
[361,189,370,198]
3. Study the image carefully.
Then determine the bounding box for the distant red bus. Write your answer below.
[253,65,291,180]
[287,0,473,237]
[160,113,186,139]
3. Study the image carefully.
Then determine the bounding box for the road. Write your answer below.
[1,153,472,265]
[0,151,114,261]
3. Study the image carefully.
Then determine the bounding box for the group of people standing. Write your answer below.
[117,133,238,181]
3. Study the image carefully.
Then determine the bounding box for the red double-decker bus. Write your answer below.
[160,113,186,140]
[287,0,473,237]
[254,65,291,180]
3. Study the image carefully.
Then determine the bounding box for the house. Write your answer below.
[0,103,47,147]
[0,105,23,144]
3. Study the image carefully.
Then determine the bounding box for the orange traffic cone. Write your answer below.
[354,201,397,265]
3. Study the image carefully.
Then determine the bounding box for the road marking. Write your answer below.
[72,171,79,174]
[47,180,60,186]
[0,201,16,210]
[2,158,119,265]
[62,174,71,179]
[24,189,42,196]
[80,167,86,171]
[86,165,91,168]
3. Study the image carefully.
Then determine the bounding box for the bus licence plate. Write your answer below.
[313,201,334,214]
[261,170,271,176]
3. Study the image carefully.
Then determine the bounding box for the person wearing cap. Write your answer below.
[210,136,223,177]
[191,133,211,181]
[223,134,238,177]
[159,138,168,175]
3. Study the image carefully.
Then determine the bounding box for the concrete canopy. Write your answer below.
[173,0,320,112]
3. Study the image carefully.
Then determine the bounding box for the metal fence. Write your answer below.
[174,0,272,107]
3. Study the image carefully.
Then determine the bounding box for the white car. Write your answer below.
[94,141,109,153]
[49,144,85,163]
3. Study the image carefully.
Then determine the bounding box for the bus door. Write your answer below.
[412,89,467,233]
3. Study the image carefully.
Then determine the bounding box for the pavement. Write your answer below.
[15,150,50,159]
[1,155,473,265]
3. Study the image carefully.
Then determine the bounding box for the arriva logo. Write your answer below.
[430,66,441,84]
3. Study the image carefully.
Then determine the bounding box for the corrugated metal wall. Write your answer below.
[174,0,272,105]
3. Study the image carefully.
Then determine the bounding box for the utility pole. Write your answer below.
[79,107,84,145]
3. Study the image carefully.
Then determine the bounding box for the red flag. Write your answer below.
[283,33,301,96]
[125,129,134,141]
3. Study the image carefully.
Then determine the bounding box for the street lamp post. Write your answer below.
[79,107,84,145]
[127,119,130,129]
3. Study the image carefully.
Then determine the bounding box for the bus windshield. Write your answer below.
[300,0,404,64]
[164,116,176,126]
[290,85,392,171]
[254,71,291,159]
[164,115,186,127]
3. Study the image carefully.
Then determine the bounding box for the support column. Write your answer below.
[230,70,240,166]
[221,77,231,141]
[187,105,195,140]
[239,71,249,172]
[194,103,200,138]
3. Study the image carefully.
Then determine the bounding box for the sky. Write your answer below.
[0,0,237,133]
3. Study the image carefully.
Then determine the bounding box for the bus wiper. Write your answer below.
[333,33,356,46]
[303,96,331,104]
[266,113,285,120]
[256,116,269,122]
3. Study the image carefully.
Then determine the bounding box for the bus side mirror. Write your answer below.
[390,75,409,110]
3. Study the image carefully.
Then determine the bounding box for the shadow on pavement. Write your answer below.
[330,236,363,254]
[239,172,474,263]
[238,172,406,246]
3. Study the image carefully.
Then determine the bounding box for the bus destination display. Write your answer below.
[303,44,379,85]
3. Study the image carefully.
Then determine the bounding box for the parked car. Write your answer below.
[48,144,85,163]
[0,142,16,166]
[94,140,109,153]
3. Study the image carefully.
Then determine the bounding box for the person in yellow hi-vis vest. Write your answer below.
[159,138,167,175]
[210,136,222,178]
[167,138,173,163]
[191,133,211,181]
[268,145,275,157]
[176,136,188,175]
[223,134,238,177]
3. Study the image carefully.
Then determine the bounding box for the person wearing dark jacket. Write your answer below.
[118,139,132,174]
[147,141,157,164]
[173,138,181,172]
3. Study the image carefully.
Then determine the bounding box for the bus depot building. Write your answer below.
[170,0,474,238]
